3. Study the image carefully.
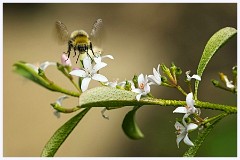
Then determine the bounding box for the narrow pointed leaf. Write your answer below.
[13,61,47,85]
[122,107,144,139]
[195,27,237,98]
[13,61,79,97]
[41,108,91,157]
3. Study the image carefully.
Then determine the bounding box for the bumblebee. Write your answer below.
[55,19,103,63]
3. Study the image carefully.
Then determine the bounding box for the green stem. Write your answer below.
[175,85,187,96]
[57,63,81,92]
[138,98,236,114]
[195,100,237,114]
[49,83,80,97]
[216,84,236,94]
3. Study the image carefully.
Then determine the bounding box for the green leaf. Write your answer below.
[13,61,48,85]
[79,86,138,107]
[122,106,144,139]
[183,113,227,157]
[13,61,79,97]
[195,27,237,98]
[41,108,91,157]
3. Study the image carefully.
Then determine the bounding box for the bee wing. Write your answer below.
[90,19,105,48]
[54,20,70,45]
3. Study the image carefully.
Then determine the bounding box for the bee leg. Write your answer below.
[65,51,71,62]
[65,41,72,61]
[90,42,96,57]
[76,51,81,64]
[73,47,77,58]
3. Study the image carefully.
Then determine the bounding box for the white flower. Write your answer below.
[61,53,72,66]
[175,121,198,148]
[53,95,69,118]
[148,64,162,85]
[26,61,56,73]
[186,70,201,81]
[132,74,150,101]
[173,93,199,117]
[69,56,108,92]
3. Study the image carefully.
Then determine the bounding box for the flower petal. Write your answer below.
[106,81,118,87]
[148,75,155,82]
[157,64,160,73]
[56,95,68,105]
[144,75,149,84]
[138,74,144,86]
[132,88,142,94]
[102,55,114,60]
[186,92,194,108]
[92,74,108,82]
[176,132,186,148]
[174,121,185,131]
[144,83,150,93]
[94,57,102,64]
[187,123,198,132]
[136,93,142,101]
[40,61,56,71]
[191,74,201,81]
[173,107,188,114]
[226,81,235,89]
[81,77,91,92]
[69,69,87,77]
[93,62,107,73]
[83,57,92,71]
[153,67,159,79]
[118,81,126,87]
[183,133,194,146]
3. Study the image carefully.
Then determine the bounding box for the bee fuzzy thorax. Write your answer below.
[70,30,89,39]
[70,30,90,46]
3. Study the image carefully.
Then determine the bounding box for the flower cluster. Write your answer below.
[105,64,162,101]
[173,92,199,148]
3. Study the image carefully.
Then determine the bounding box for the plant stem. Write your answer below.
[139,98,236,114]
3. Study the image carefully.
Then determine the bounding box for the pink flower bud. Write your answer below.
[61,54,72,66]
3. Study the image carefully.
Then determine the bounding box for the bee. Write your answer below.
[55,19,103,63]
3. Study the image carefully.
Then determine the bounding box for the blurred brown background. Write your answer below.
[3,3,237,157]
